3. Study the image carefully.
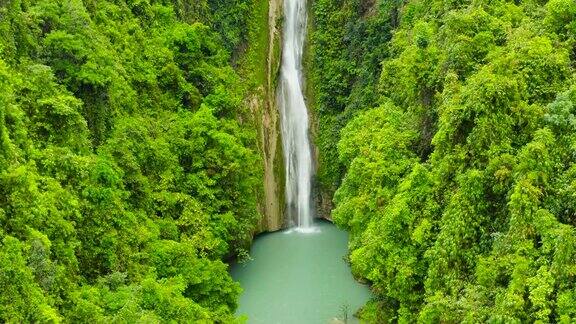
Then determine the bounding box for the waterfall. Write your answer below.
[277,0,315,232]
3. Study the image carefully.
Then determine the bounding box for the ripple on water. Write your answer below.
[285,226,321,234]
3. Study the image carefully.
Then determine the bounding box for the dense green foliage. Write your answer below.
[0,0,263,321]
[312,0,576,322]
[310,0,396,192]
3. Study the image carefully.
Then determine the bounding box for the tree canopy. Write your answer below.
[0,0,262,321]
[311,0,576,322]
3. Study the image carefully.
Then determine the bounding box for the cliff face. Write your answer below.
[304,0,333,221]
[261,0,285,231]
[305,0,383,221]
[247,0,285,232]
[251,0,327,231]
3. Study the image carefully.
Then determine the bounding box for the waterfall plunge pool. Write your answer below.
[230,220,372,323]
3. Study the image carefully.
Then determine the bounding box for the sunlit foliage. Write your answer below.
[0,0,261,321]
[313,0,576,321]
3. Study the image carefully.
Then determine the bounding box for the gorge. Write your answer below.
[1,0,576,322]
[231,0,371,322]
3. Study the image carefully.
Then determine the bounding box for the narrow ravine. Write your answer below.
[231,0,371,323]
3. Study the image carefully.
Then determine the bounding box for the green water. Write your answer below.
[231,220,371,323]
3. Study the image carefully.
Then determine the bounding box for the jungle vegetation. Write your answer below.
[0,0,263,322]
[310,0,576,322]
[2,0,576,322]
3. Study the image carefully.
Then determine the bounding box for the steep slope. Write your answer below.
[243,0,286,232]
[310,0,576,322]
[0,0,283,321]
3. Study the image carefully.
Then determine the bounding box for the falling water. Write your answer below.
[277,0,315,231]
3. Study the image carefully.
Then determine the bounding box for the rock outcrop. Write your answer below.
[250,0,286,232]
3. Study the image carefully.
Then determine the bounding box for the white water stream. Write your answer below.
[277,0,315,232]
[231,7,374,322]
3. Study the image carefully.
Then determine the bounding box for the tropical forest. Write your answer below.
[0,0,575,323]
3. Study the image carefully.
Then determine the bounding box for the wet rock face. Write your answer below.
[253,0,286,233]
[248,90,283,232]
